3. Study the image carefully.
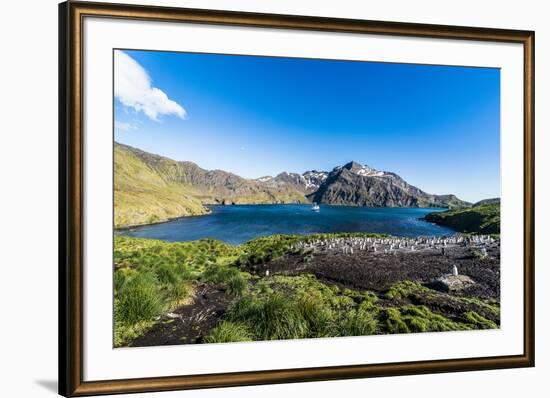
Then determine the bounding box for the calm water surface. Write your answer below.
[119,205,455,245]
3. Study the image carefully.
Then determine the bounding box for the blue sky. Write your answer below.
[114,49,500,203]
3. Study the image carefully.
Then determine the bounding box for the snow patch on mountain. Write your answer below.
[303,170,328,190]
[256,176,273,182]
[356,167,387,177]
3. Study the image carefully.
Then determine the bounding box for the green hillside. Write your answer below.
[115,145,209,228]
[115,143,307,228]
[424,201,500,234]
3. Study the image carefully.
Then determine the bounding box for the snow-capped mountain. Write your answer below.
[254,160,469,208]
[306,161,469,208]
[118,141,469,210]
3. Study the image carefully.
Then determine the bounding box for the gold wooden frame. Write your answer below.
[59,1,535,396]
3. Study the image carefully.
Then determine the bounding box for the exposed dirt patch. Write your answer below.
[248,244,500,299]
[129,284,232,347]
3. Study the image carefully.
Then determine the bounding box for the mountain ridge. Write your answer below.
[115,142,471,227]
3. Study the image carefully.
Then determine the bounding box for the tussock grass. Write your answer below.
[462,311,498,329]
[229,295,309,340]
[168,281,192,306]
[204,322,253,343]
[384,280,500,325]
[114,235,499,347]
[381,305,466,334]
[114,319,156,348]
[202,264,241,284]
[458,297,500,319]
[226,274,247,297]
[115,273,163,325]
[201,263,248,296]
[115,236,242,275]
[114,237,234,346]
[296,296,334,338]
[337,300,379,336]
[385,280,431,300]
[226,274,383,340]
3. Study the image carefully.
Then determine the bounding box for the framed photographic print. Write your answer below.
[59,1,535,396]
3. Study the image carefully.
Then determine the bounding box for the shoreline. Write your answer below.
[115,203,450,231]
[115,209,212,231]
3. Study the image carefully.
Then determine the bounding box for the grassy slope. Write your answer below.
[114,234,499,347]
[115,144,308,228]
[115,145,209,228]
[129,148,307,206]
[425,202,500,234]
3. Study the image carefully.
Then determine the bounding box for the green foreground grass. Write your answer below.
[114,234,499,347]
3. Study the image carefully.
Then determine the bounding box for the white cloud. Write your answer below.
[114,51,187,121]
[115,120,138,132]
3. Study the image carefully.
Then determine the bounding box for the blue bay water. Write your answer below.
[119,204,455,245]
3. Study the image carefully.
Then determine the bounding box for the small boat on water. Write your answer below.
[311,203,320,212]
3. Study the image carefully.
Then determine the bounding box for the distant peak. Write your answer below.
[335,161,388,178]
[342,161,364,170]
[340,161,376,172]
